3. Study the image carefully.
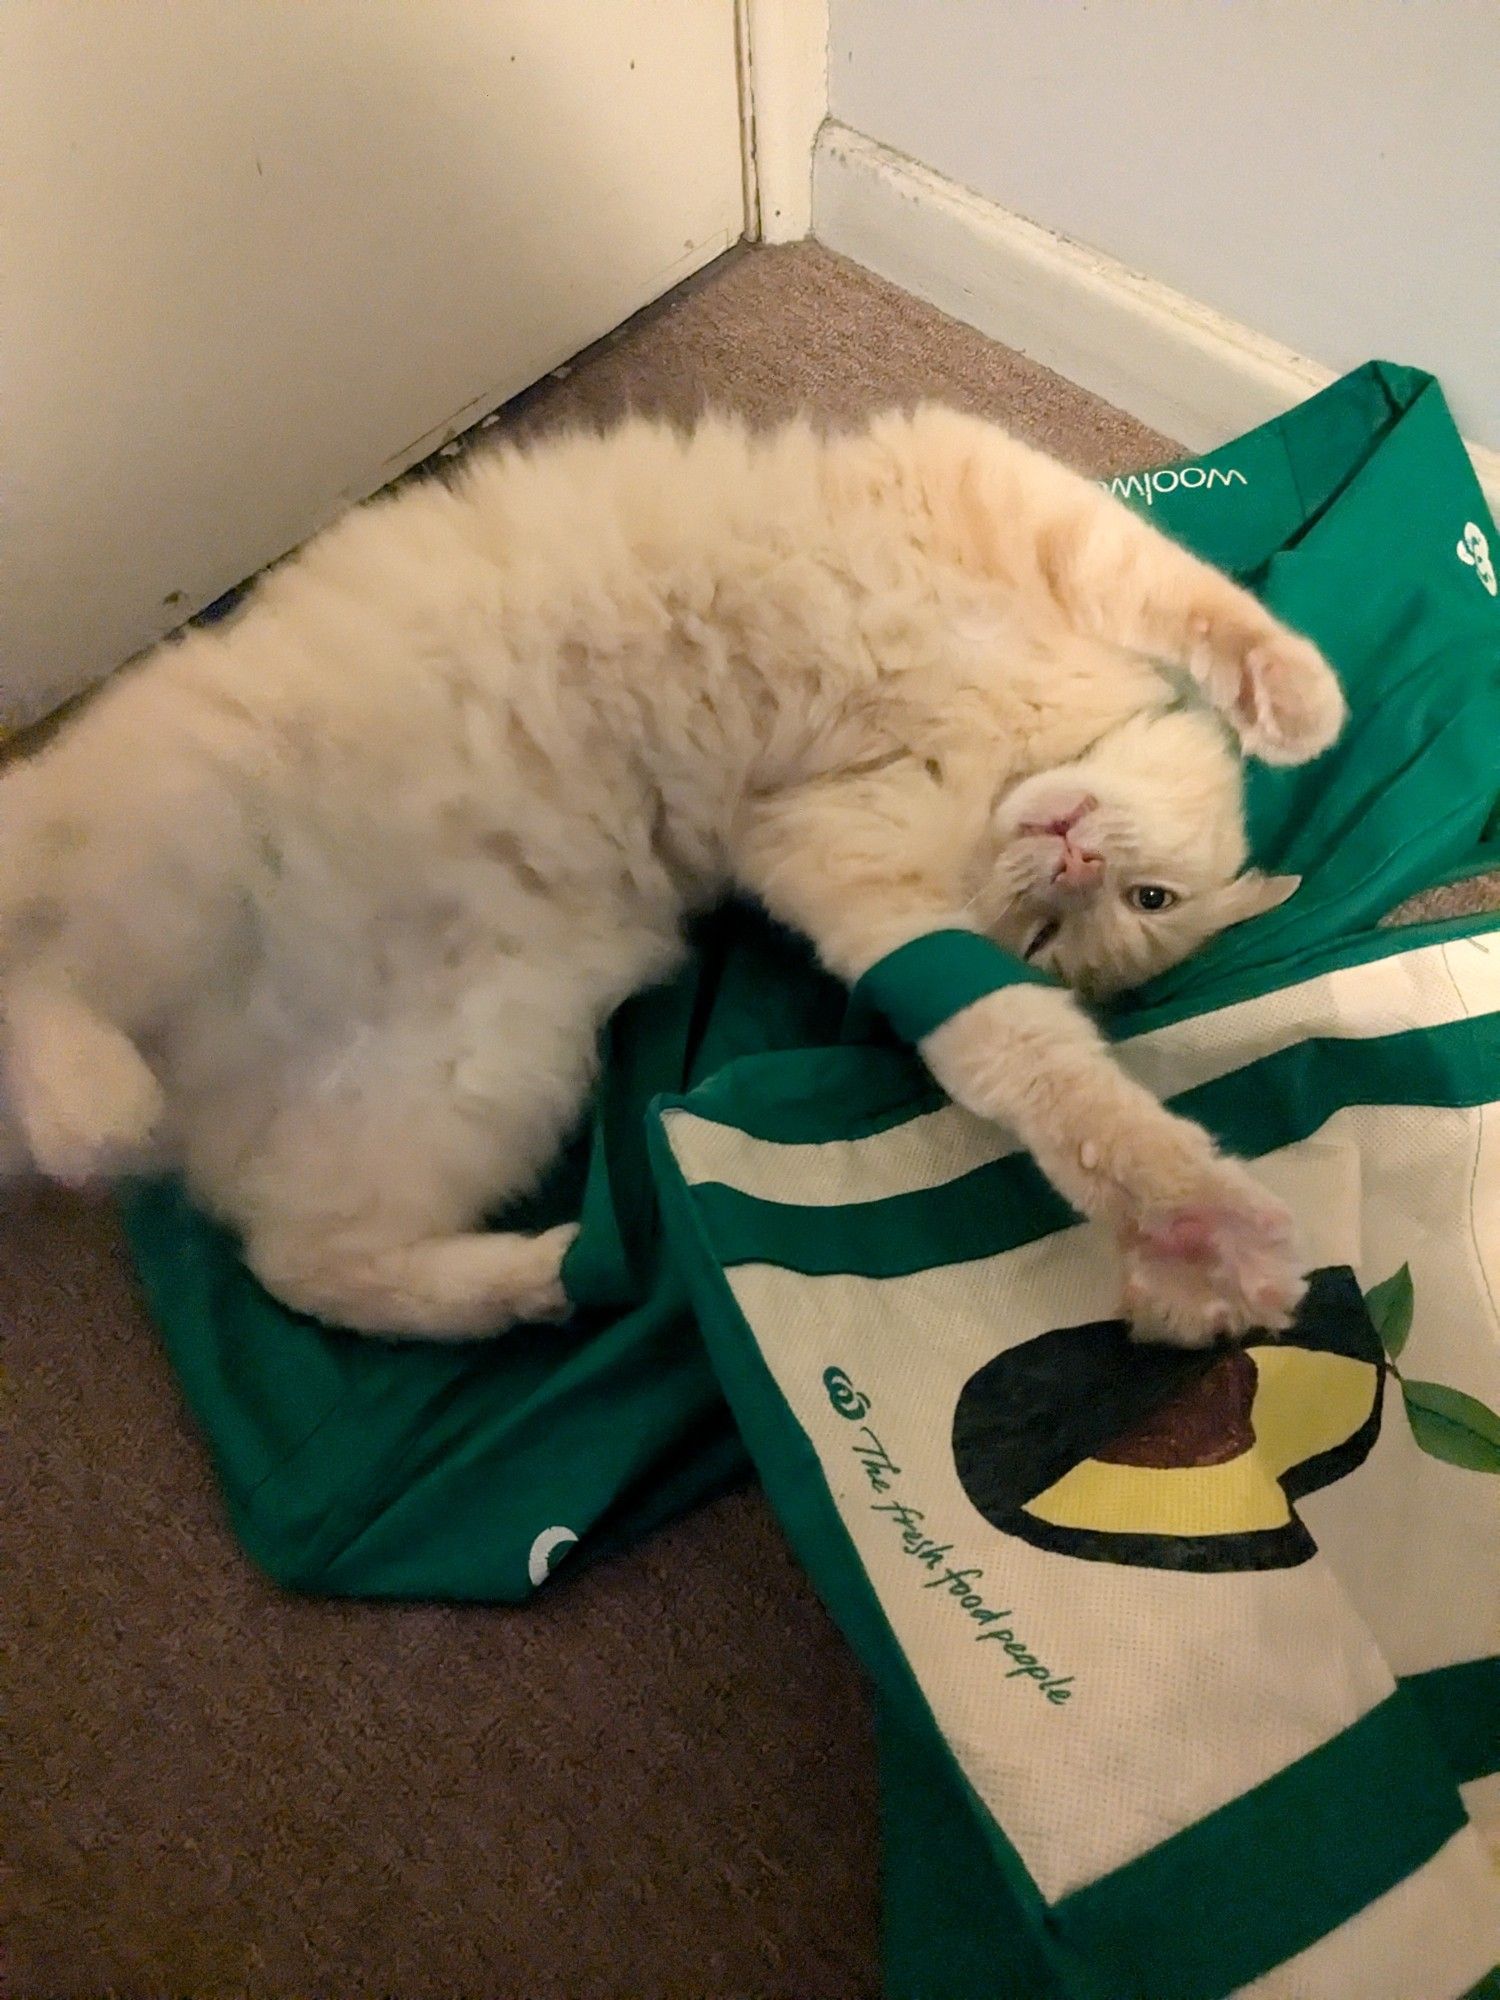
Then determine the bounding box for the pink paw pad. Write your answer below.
[1121,1195,1305,1349]
[1137,1206,1225,1262]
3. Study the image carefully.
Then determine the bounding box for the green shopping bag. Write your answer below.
[122,361,1500,1631]
[651,918,1500,1999]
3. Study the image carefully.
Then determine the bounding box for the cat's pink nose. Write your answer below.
[1052,842,1104,889]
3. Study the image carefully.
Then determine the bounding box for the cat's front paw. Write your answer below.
[1203,622,1347,767]
[1118,1169,1305,1348]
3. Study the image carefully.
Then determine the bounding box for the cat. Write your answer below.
[0,405,1345,1348]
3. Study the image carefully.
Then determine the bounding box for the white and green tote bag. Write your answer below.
[653,925,1500,2000]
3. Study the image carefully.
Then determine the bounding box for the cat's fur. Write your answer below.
[0,407,1345,1346]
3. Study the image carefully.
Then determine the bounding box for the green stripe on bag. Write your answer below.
[1054,1689,1466,2000]
[849,929,1058,1045]
[1402,1659,1500,1785]
[685,1016,1500,1278]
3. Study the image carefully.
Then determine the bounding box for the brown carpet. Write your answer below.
[3,242,1491,2000]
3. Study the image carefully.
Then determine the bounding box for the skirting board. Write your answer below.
[738,0,829,244]
[813,123,1500,517]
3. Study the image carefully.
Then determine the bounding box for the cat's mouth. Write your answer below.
[1023,917,1061,961]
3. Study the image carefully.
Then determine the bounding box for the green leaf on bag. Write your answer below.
[1402,1379,1500,1472]
[1364,1263,1414,1358]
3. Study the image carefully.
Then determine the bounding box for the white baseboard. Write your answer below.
[813,123,1500,515]
[738,0,829,245]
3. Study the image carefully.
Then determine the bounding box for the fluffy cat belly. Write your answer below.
[171,899,685,1218]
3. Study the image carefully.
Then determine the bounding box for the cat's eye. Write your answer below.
[1127,885,1178,913]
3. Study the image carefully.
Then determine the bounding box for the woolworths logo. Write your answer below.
[1457,521,1497,597]
[1100,464,1247,506]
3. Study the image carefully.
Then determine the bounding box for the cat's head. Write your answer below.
[973,707,1296,998]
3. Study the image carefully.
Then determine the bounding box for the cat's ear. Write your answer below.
[1210,871,1301,929]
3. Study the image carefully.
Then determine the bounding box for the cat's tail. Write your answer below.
[0,973,166,1185]
[0,758,177,1188]
[0,646,265,1191]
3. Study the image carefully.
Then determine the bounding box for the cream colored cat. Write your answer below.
[0,407,1345,1347]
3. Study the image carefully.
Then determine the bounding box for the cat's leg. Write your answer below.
[921,987,1302,1346]
[1007,447,1346,765]
[248,1217,578,1340]
[219,1006,600,1340]
[735,777,1304,1347]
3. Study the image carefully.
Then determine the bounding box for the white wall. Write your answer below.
[829,0,1500,450]
[1,2,744,729]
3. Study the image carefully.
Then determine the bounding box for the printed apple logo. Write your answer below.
[952,1266,1385,1573]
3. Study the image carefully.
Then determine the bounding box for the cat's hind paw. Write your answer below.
[1118,1183,1305,1349]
